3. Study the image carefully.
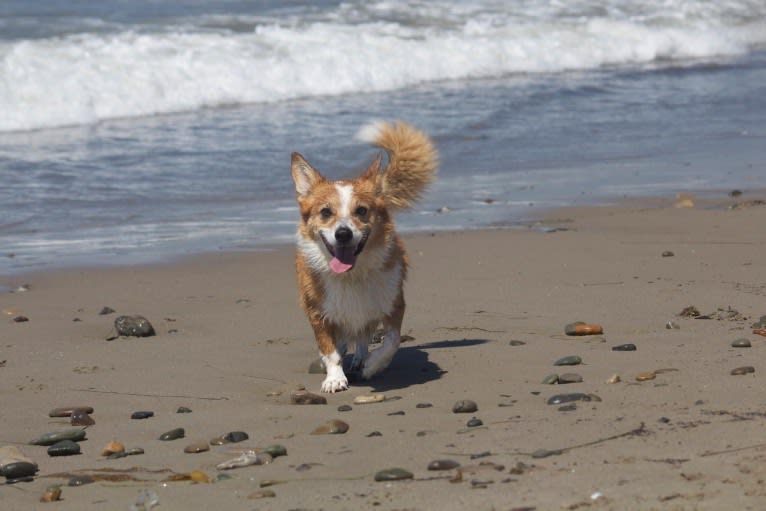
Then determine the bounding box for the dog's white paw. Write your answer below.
[321,365,348,393]
[321,376,348,393]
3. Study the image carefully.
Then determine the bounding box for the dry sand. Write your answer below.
[2,194,766,510]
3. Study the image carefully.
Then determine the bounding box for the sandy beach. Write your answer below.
[2,193,766,510]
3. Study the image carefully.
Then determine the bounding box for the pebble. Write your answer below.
[387,411,405,416]
[374,468,413,482]
[337,405,352,412]
[216,452,272,470]
[753,329,766,337]
[311,419,349,435]
[666,320,680,329]
[353,393,385,404]
[731,338,752,348]
[126,447,145,456]
[1,461,38,479]
[366,431,382,437]
[661,251,674,257]
[184,442,210,454]
[509,340,526,346]
[636,371,656,381]
[564,322,603,336]
[262,444,287,458]
[307,358,326,374]
[225,431,250,443]
[13,315,29,322]
[416,403,433,408]
[606,373,621,384]
[176,406,192,413]
[558,373,583,384]
[70,409,95,426]
[452,400,478,413]
[290,390,327,405]
[612,343,637,351]
[546,393,598,405]
[159,428,185,441]
[553,355,582,366]
[131,490,159,511]
[47,440,81,457]
[40,485,62,502]
[189,470,210,483]
[131,411,154,420]
[107,452,128,460]
[428,459,460,471]
[101,440,125,456]
[731,366,755,375]
[466,417,483,427]
[30,429,86,446]
[114,315,155,337]
[541,374,559,384]
[49,406,94,418]
[558,404,577,412]
[99,306,116,315]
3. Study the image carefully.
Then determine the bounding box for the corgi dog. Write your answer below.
[290,121,438,393]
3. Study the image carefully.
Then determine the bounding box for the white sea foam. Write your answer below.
[1,0,765,132]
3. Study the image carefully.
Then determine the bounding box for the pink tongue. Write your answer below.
[330,258,354,274]
[329,245,356,274]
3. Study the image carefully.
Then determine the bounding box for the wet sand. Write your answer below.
[2,193,766,510]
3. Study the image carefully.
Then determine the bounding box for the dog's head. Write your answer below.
[291,152,389,274]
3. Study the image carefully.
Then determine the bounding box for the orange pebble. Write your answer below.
[101,440,125,456]
[565,322,604,336]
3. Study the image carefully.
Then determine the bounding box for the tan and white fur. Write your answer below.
[291,121,438,392]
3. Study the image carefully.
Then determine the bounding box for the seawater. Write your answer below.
[1,0,765,274]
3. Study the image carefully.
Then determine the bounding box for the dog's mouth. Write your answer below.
[321,231,369,274]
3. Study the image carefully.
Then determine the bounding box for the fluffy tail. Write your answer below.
[357,120,438,210]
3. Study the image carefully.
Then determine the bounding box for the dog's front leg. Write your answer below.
[312,320,348,393]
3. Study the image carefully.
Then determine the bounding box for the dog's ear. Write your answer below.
[361,152,384,194]
[291,152,323,197]
[361,152,383,180]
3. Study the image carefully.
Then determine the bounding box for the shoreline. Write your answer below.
[2,193,766,510]
[2,186,760,283]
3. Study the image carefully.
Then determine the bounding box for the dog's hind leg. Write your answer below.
[361,299,404,380]
[349,337,369,373]
[347,325,375,381]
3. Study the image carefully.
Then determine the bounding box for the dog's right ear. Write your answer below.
[291,152,323,197]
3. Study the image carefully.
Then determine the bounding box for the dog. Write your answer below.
[290,121,438,392]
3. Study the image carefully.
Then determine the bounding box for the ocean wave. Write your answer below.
[2,0,765,132]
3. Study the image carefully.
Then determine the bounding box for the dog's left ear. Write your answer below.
[361,152,383,190]
[291,152,323,197]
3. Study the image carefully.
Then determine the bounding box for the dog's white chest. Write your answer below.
[319,262,402,333]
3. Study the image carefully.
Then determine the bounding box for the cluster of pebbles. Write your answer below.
[1,403,290,503]
[5,306,763,505]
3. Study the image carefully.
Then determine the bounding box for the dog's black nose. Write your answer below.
[335,226,353,244]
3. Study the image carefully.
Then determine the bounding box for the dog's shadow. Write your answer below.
[351,338,489,392]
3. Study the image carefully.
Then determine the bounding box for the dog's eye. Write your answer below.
[354,206,368,217]
[320,207,333,219]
